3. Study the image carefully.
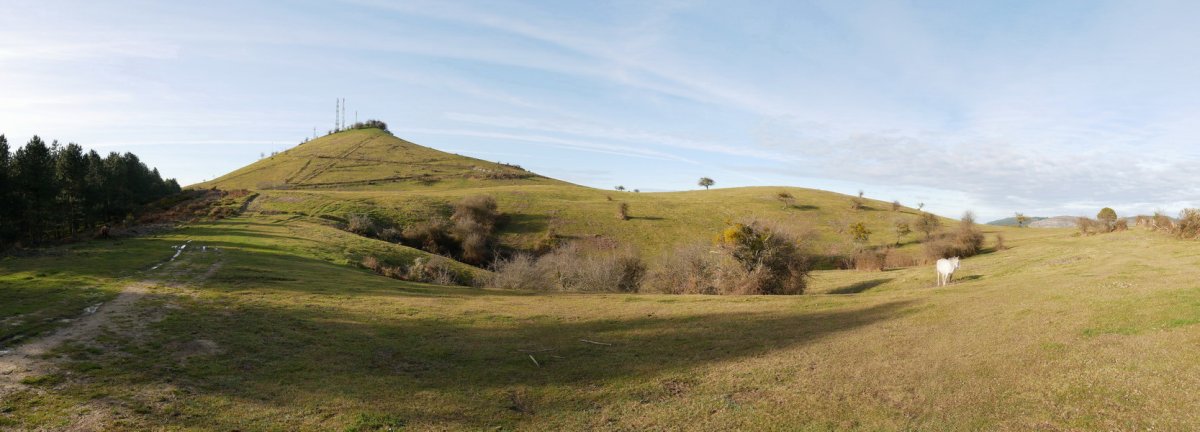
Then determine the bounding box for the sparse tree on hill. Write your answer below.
[891,200,901,212]
[849,222,871,244]
[894,220,911,245]
[858,190,865,198]
[914,212,940,239]
[615,185,626,192]
[777,191,795,209]
[918,202,925,211]
[698,177,715,190]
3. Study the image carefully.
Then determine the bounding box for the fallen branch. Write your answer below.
[579,339,612,346]
[528,355,540,367]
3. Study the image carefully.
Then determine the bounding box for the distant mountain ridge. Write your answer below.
[1028,216,1078,228]
[986,216,1048,227]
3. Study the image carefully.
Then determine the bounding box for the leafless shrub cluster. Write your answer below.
[360,255,466,286]
[645,221,812,295]
[486,238,646,293]
[923,212,985,262]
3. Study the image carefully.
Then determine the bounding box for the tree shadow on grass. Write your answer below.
[829,278,892,294]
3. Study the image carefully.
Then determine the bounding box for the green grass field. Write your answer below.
[4,129,1199,430]
[3,214,1200,430]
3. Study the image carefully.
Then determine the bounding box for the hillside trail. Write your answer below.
[0,239,224,399]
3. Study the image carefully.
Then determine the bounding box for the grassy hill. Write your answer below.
[200,128,560,191]
[200,128,969,263]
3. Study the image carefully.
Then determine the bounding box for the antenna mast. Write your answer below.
[335,98,340,131]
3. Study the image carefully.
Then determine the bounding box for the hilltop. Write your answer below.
[200,128,559,190]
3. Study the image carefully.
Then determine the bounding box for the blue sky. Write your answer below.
[3,0,1200,221]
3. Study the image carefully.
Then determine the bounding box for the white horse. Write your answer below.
[936,257,960,287]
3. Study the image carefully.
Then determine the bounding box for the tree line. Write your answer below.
[0,134,181,247]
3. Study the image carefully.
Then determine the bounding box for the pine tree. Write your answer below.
[55,143,88,235]
[12,136,57,240]
[0,135,12,244]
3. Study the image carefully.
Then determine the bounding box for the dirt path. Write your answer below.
[0,281,154,395]
[0,240,224,399]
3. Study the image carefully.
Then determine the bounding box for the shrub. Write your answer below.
[346,213,377,237]
[849,197,865,211]
[644,243,720,294]
[883,248,919,268]
[914,213,940,238]
[378,227,403,243]
[1177,209,1200,239]
[1113,219,1128,232]
[487,253,551,290]
[347,119,389,132]
[450,195,501,265]
[922,219,986,262]
[359,255,468,286]
[452,195,500,231]
[955,211,985,256]
[994,233,1007,250]
[1076,217,1099,236]
[849,222,871,244]
[486,240,645,293]
[361,256,382,273]
[402,218,455,254]
[616,202,629,221]
[891,200,901,211]
[1153,212,1175,232]
[714,221,811,294]
[853,248,885,271]
[405,257,460,286]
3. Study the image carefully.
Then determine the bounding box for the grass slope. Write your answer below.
[250,185,965,263]
[200,129,560,190]
[198,129,965,261]
[3,217,1200,430]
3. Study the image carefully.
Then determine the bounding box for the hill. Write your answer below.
[987,216,1047,227]
[200,128,559,190]
[198,128,967,264]
[1029,216,1080,228]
